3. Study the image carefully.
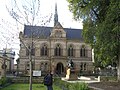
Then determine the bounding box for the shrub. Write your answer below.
[54,78,89,90]
[0,77,7,86]
[54,78,70,89]
[101,76,117,82]
[68,82,89,90]
[0,77,12,87]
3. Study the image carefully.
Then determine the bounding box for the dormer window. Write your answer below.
[26,46,35,56]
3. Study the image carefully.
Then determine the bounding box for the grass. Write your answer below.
[1,84,62,90]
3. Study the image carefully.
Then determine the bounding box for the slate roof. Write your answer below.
[24,25,83,40]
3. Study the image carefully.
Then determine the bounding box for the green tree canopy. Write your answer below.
[67,0,120,67]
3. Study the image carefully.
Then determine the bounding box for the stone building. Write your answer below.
[0,48,15,76]
[19,4,94,76]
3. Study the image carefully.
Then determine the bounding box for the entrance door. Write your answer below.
[56,62,64,75]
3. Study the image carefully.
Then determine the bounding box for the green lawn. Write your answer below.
[1,84,62,90]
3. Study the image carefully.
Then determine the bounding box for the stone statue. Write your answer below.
[68,59,74,69]
[65,59,78,80]
[65,59,75,80]
[65,67,70,79]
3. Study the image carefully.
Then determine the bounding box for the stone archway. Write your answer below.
[56,62,64,75]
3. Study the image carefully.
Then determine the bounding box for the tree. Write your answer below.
[6,0,52,26]
[67,0,120,79]
[6,0,52,90]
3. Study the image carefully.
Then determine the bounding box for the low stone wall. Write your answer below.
[11,76,44,83]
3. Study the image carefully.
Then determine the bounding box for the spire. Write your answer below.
[54,3,58,26]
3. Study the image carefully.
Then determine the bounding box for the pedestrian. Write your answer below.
[44,71,53,90]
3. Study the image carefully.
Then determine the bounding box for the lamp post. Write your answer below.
[16,58,20,76]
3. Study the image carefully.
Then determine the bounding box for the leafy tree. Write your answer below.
[67,0,120,79]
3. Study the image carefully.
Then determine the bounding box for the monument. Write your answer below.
[65,59,78,80]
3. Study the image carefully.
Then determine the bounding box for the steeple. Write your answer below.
[54,3,58,26]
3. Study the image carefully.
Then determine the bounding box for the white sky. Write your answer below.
[0,0,83,62]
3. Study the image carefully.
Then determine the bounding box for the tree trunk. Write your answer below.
[117,50,120,81]
[29,48,32,90]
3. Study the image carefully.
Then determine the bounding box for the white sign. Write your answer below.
[33,70,41,76]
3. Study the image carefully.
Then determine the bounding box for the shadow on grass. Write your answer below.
[1,84,61,90]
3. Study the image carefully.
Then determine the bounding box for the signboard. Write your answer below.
[33,70,41,76]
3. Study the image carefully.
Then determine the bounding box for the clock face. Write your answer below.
[55,31,62,37]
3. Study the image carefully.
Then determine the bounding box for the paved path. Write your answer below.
[61,76,120,90]
[88,86,104,90]
[61,76,104,90]
[61,76,100,83]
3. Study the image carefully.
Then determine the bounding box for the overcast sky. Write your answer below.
[0,0,83,62]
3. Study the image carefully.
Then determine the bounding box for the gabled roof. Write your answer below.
[24,25,83,40]
[24,25,52,38]
[64,28,82,40]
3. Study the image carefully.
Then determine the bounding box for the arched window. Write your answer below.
[68,45,74,57]
[80,63,87,71]
[80,63,83,71]
[26,46,30,56]
[26,61,29,70]
[41,44,48,56]
[40,62,48,71]
[80,48,85,57]
[80,45,86,57]
[31,48,35,56]
[84,63,86,71]
[54,44,61,56]
[26,46,35,56]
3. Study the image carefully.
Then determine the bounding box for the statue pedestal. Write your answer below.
[69,69,78,80]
